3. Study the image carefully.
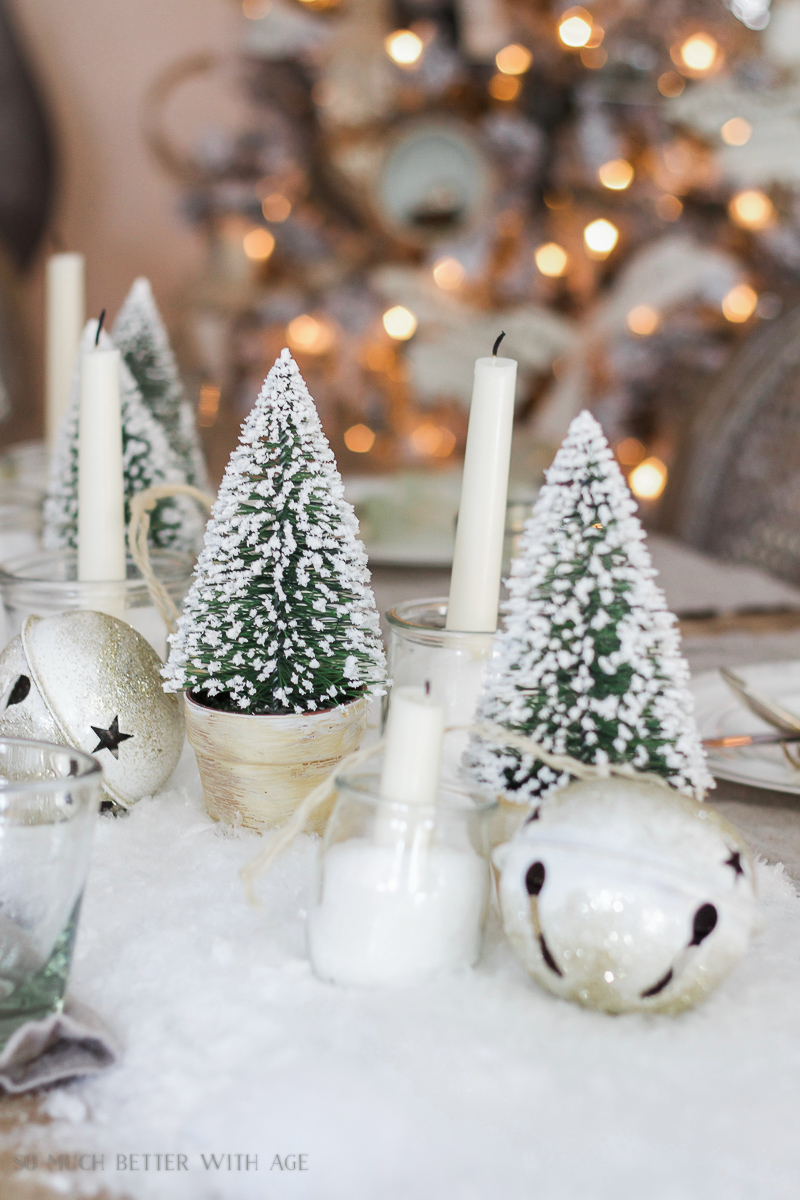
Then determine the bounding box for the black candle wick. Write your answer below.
[492,331,506,356]
[95,309,106,347]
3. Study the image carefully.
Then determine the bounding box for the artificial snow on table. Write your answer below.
[11,745,800,1200]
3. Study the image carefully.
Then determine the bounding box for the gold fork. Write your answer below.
[719,668,800,768]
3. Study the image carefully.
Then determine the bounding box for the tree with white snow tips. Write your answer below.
[112,277,208,491]
[467,410,712,802]
[163,349,386,714]
[43,321,204,557]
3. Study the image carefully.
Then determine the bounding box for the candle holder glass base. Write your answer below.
[307,758,497,987]
[0,550,195,658]
[385,597,500,780]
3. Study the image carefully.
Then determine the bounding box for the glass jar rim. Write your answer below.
[0,736,102,792]
[385,596,497,639]
[334,765,498,815]
[0,547,194,586]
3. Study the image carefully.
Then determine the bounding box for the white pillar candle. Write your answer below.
[46,254,85,448]
[77,341,126,619]
[446,352,517,633]
[379,685,445,806]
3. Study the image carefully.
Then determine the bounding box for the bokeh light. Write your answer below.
[409,422,456,458]
[496,44,532,74]
[287,313,336,354]
[629,457,668,500]
[262,193,292,222]
[722,284,758,323]
[344,424,376,453]
[598,159,634,190]
[383,306,418,340]
[433,257,465,290]
[627,305,660,336]
[242,228,275,261]
[559,9,593,47]
[584,218,619,258]
[535,242,569,277]
[385,30,423,66]
[721,117,752,146]
[728,189,775,231]
[657,71,685,97]
[488,74,521,101]
[676,33,720,74]
[581,47,607,68]
[616,437,646,466]
[656,194,683,222]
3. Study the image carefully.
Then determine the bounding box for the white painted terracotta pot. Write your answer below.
[184,693,369,831]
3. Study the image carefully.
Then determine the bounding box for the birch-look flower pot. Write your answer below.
[184,693,369,831]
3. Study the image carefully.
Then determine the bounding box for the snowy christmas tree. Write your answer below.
[467,410,712,803]
[163,349,386,714]
[112,277,208,491]
[43,321,205,556]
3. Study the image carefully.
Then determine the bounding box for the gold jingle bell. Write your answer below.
[0,611,184,807]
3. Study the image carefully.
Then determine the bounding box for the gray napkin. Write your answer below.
[0,1000,118,1094]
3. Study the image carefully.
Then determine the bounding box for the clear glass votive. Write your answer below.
[307,761,497,987]
[0,550,195,658]
[385,597,500,775]
[0,738,102,1046]
[0,485,43,566]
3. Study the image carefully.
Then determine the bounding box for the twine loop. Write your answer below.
[127,483,215,634]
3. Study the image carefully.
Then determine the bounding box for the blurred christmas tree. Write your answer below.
[146,0,793,516]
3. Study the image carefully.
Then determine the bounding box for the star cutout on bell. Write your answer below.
[724,850,745,878]
[91,715,134,760]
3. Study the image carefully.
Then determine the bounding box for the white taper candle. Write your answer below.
[46,254,85,448]
[77,337,126,616]
[446,351,517,632]
[379,686,445,807]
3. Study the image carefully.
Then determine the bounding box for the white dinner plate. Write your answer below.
[691,661,800,794]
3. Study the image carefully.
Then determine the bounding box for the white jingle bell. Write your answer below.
[493,777,757,1015]
[0,611,184,808]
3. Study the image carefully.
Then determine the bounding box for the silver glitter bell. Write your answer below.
[0,611,184,807]
[493,777,758,1015]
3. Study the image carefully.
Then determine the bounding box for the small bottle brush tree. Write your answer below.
[44,323,204,556]
[112,277,208,491]
[467,410,712,802]
[163,349,386,714]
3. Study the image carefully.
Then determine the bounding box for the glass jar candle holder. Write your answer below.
[0,737,102,1047]
[0,485,43,566]
[0,550,194,658]
[385,597,500,777]
[307,757,497,987]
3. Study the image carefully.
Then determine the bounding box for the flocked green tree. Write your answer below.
[163,349,386,714]
[112,277,208,491]
[43,321,204,556]
[467,410,712,802]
